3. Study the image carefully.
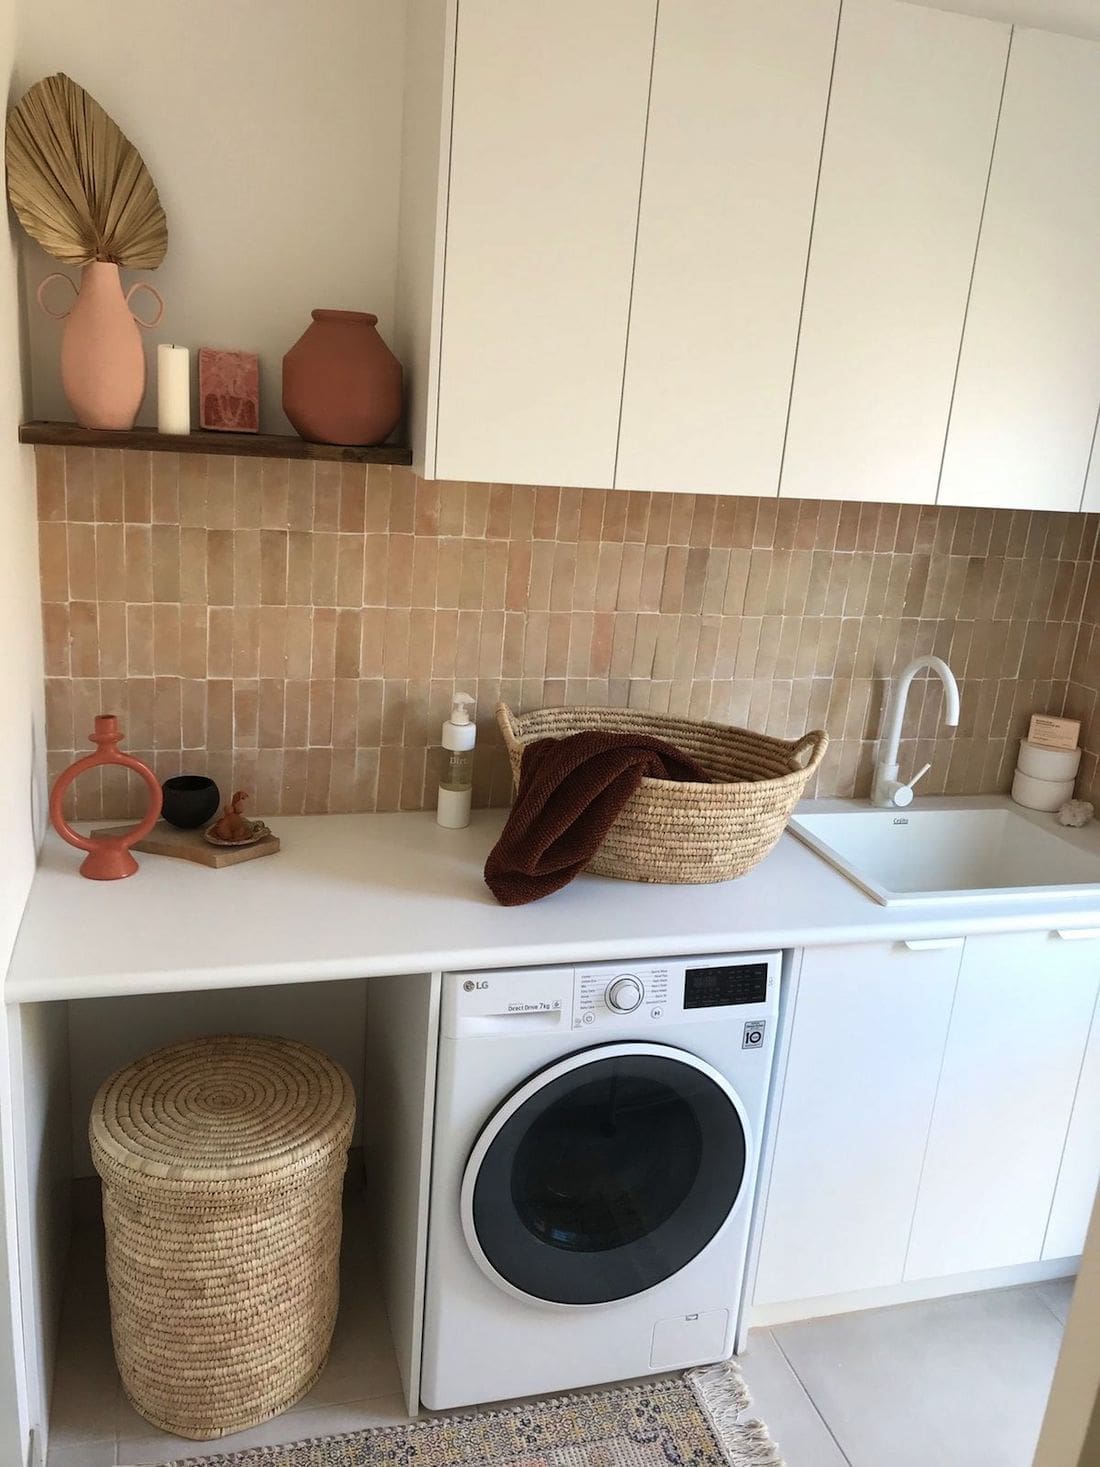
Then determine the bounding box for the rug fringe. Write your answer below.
[688,1359,786,1467]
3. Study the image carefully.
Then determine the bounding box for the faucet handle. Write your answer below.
[893,762,932,808]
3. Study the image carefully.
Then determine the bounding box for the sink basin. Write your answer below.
[788,796,1100,907]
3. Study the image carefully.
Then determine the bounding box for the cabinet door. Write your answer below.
[615,0,837,497]
[780,0,1007,504]
[905,932,1098,1281]
[1044,940,1100,1260]
[940,30,1100,512]
[434,0,656,487]
[753,942,960,1306]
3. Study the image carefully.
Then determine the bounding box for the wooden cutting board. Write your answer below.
[91,820,280,868]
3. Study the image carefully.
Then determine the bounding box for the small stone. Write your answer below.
[1058,799,1094,828]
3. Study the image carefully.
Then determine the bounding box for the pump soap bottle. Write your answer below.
[437,692,476,828]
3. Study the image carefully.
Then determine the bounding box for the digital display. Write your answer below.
[684,963,768,1009]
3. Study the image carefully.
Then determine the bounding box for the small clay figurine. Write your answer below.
[209,790,253,843]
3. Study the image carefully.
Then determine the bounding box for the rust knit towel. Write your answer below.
[484,729,711,905]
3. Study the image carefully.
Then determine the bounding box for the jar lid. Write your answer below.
[90,1035,354,1187]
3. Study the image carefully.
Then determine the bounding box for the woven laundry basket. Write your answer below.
[497,703,828,885]
[89,1034,355,1440]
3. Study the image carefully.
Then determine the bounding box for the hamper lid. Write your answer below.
[89,1034,355,1185]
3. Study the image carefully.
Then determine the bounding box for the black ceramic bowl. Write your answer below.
[161,775,221,830]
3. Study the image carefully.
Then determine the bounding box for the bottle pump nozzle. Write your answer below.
[449,692,475,726]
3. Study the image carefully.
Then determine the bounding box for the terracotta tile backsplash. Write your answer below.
[36,445,1100,820]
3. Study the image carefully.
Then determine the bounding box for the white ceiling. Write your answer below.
[907,0,1100,41]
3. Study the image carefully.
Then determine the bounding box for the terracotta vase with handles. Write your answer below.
[37,262,164,430]
[283,309,403,446]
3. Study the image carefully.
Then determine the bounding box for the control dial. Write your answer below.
[605,975,644,1013]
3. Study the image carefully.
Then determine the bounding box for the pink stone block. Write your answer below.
[199,348,260,432]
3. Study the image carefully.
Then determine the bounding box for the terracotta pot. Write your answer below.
[282,309,402,446]
[37,262,164,430]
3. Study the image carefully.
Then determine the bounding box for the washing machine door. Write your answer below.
[460,1041,749,1306]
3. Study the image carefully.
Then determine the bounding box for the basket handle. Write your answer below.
[495,701,522,755]
[789,729,829,772]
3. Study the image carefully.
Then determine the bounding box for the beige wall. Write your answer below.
[15,0,406,435]
[0,6,43,966]
[1,2,45,1459]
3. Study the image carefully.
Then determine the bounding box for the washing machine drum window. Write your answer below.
[463,1045,748,1305]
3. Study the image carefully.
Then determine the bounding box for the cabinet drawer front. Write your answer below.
[616,0,837,497]
[781,0,1008,504]
[436,0,656,487]
[754,942,959,1305]
[905,932,1098,1280]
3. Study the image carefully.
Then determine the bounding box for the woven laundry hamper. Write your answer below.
[89,1034,355,1440]
[498,702,828,885]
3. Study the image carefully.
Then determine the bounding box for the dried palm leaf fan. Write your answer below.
[5,72,166,267]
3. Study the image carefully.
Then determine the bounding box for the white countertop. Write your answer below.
[7,801,1100,1004]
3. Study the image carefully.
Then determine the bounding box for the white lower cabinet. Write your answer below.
[1043,961,1100,1260]
[753,941,961,1305]
[904,931,1100,1281]
[755,931,1100,1313]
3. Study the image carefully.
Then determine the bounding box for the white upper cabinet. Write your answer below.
[780,0,1008,504]
[615,0,837,497]
[939,29,1100,511]
[432,0,656,488]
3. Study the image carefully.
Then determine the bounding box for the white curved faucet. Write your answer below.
[872,656,961,808]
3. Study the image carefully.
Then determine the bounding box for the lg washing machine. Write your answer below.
[420,953,781,1409]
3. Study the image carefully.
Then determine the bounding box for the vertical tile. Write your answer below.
[93,447,124,520]
[64,447,94,520]
[261,529,289,605]
[314,461,342,531]
[336,532,367,607]
[122,450,152,522]
[261,458,291,528]
[178,453,207,526]
[151,452,180,523]
[287,460,315,530]
[150,523,181,602]
[207,528,235,605]
[67,522,97,600]
[35,445,66,520]
[179,603,207,679]
[234,528,262,605]
[126,603,154,676]
[179,526,208,603]
[258,605,289,678]
[38,521,68,602]
[339,464,367,533]
[234,457,262,527]
[205,454,236,528]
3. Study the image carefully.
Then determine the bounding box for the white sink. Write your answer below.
[788,796,1100,907]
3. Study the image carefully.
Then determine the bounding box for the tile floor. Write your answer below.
[48,1190,1074,1467]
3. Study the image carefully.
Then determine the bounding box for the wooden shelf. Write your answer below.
[19,421,413,466]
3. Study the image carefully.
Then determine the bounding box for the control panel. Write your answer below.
[572,953,779,1030]
[575,963,672,1028]
[446,953,780,1036]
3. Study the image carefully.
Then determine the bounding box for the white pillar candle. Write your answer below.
[157,344,191,435]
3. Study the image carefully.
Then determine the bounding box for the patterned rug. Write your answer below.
[148,1363,783,1467]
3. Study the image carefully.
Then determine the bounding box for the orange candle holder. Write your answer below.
[49,715,163,880]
